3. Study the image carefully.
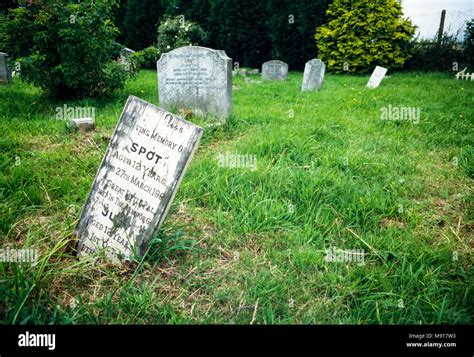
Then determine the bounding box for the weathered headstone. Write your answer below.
[0,52,12,84]
[75,96,203,263]
[301,59,325,91]
[119,47,135,71]
[157,46,232,121]
[261,60,288,80]
[366,66,388,89]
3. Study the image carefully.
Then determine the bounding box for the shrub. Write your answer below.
[463,19,474,68]
[315,0,415,73]
[3,0,130,99]
[131,46,161,70]
[156,15,207,54]
[403,34,464,72]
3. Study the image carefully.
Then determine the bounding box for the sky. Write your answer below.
[401,0,474,40]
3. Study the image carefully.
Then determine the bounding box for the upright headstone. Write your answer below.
[75,96,203,263]
[119,47,135,71]
[261,60,288,80]
[0,53,12,84]
[301,59,326,91]
[366,66,388,89]
[157,46,232,121]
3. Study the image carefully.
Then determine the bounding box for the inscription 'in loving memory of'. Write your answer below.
[75,96,203,263]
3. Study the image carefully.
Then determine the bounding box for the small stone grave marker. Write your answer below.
[70,118,95,132]
[367,66,388,89]
[157,46,232,121]
[75,96,203,263]
[261,60,288,80]
[301,59,325,91]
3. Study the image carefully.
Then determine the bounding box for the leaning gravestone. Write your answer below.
[261,60,288,80]
[301,59,325,91]
[75,96,203,263]
[0,53,12,84]
[366,66,388,89]
[157,46,232,121]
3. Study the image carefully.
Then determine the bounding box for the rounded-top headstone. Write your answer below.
[301,59,325,91]
[261,60,288,80]
[157,46,232,121]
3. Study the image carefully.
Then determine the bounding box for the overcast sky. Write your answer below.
[401,0,474,40]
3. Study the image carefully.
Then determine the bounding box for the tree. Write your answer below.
[315,0,415,73]
[266,0,331,70]
[211,0,271,68]
[120,0,166,50]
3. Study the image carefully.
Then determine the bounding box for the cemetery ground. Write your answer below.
[0,70,472,324]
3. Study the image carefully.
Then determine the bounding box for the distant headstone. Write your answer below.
[367,66,388,89]
[75,96,203,263]
[261,60,288,80]
[0,52,12,84]
[119,47,135,71]
[301,59,325,91]
[157,46,232,121]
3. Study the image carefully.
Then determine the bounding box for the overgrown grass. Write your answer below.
[0,70,472,324]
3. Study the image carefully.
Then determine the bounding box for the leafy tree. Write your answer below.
[0,0,18,14]
[266,0,331,69]
[4,0,129,98]
[315,0,415,73]
[211,0,271,68]
[121,0,166,50]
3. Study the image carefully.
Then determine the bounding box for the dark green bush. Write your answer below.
[315,0,415,73]
[463,19,474,68]
[403,34,464,72]
[131,46,161,70]
[3,0,130,99]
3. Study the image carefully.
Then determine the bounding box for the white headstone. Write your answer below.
[75,96,203,263]
[367,66,388,89]
[157,46,232,121]
[261,60,288,80]
[0,52,12,84]
[301,59,325,91]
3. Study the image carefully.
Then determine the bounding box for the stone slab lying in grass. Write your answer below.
[75,95,203,263]
[69,118,95,132]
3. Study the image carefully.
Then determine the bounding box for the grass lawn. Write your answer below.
[0,70,472,324]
